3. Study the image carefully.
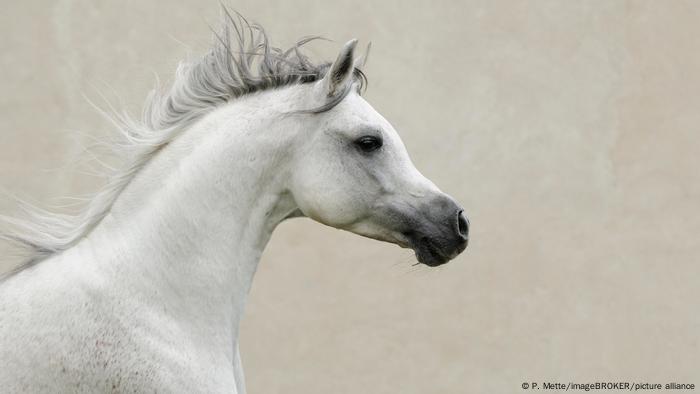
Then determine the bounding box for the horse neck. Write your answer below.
[73,94,300,340]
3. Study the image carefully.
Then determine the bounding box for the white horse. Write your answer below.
[0,11,468,393]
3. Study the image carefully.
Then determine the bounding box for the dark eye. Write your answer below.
[354,135,383,153]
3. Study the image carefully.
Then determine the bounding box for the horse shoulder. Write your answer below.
[0,252,237,392]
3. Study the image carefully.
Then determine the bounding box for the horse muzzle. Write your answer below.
[401,196,469,266]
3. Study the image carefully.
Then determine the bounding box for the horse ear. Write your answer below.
[323,39,358,97]
[353,41,371,71]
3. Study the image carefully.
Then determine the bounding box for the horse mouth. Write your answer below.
[413,237,452,267]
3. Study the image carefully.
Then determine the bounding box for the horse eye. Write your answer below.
[354,136,383,153]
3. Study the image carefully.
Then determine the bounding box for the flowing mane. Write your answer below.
[0,9,367,276]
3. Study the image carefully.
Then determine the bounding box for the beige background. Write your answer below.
[1,1,699,393]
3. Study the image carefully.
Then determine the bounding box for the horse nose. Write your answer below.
[456,210,469,240]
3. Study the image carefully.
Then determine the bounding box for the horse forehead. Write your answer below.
[330,93,394,132]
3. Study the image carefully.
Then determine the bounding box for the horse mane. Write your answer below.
[0,8,367,277]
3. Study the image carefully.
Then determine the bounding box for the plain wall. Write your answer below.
[1,1,698,393]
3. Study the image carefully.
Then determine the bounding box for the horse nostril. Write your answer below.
[457,210,469,239]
